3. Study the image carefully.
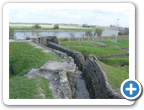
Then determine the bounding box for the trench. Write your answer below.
[74,70,90,99]
[32,41,91,99]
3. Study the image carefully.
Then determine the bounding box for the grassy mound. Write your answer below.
[9,76,53,99]
[99,57,129,67]
[9,42,62,76]
[60,40,129,58]
[98,39,129,48]
[97,60,129,90]
[68,46,128,58]
[60,41,102,47]
[9,41,62,99]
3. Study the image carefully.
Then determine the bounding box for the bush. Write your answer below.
[31,24,41,30]
[118,31,123,35]
[9,26,16,39]
[118,30,129,35]
[85,30,93,37]
[94,28,103,36]
[54,24,59,29]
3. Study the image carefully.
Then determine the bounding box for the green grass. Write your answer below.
[60,41,102,47]
[118,66,129,74]
[99,57,129,67]
[68,46,128,58]
[9,41,61,99]
[9,42,62,76]
[9,76,53,99]
[98,39,129,48]
[60,40,128,59]
[97,60,129,89]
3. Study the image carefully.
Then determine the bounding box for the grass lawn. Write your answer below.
[97,60,129,90]
[9,41,62,99]
[9,76,53,99]
[98,39,129,48]
[60,40,129,58]
[60,41,102,47]
[9,42,62,76]
[67,46,128,58]
[99,57,129,67]
[118,66,129,74]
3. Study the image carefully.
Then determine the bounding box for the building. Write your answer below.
[124,27,129,30]
[30,36,59,46]
[82,23,96,27]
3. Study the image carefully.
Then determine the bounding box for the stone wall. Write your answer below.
[30,36,59,46]
[82,54,124,99]
[47,42,85,71]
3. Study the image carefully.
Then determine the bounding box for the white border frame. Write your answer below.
[3,3,135,105]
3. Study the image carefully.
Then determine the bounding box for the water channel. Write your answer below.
[14,29,119,39]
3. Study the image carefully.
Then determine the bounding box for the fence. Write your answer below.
[59,35,129,42]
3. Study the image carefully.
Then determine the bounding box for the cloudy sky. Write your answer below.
[9,9,129,27]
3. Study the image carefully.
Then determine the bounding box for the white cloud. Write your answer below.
[9,9,129,27]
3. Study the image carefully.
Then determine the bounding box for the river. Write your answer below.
[14,29,119,39]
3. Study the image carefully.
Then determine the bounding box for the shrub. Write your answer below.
[94,28,103,36]
[9,26,16,39]
[54,24,59,29]
[33,24,41,29]
[85,30,93,37]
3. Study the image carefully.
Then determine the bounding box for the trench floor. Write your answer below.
[74,71,91,99]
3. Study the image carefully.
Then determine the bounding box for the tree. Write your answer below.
[68,32,75,41]
[91,28,103,41]
[85,30,93,37]
[94,28,103,37]
[124,30,129,35]
[32,24,41,29]
[9,26,16,39]
[54,24,59,29]
[118,31,123,35]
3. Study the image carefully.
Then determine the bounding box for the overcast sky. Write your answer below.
[9,9,129,27]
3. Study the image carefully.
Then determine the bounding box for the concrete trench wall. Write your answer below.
[82,55,124,99]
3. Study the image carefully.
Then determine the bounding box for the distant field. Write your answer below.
[9,24,99,31]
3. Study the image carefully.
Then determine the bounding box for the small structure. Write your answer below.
[30,36,59,46]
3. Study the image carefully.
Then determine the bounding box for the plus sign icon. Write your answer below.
[121,79,142,100]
